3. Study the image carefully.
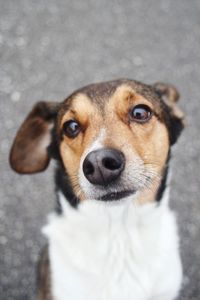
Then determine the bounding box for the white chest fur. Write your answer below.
[43,193,182,300]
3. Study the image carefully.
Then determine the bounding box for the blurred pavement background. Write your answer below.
[0,0,200,299]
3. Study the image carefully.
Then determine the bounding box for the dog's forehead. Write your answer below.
[76,80,120,101]
[58,79,166,120]
[62,79,160,108]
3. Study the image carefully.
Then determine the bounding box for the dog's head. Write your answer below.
[10,79,184,204]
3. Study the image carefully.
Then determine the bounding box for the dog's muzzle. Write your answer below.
[82,148,125,186]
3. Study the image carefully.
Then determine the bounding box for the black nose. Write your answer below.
[83,149,125,185]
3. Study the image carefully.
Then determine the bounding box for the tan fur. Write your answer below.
[59,94,103,200]
[104,85,169,203]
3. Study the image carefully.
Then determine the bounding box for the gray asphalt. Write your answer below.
[0,1,200,299]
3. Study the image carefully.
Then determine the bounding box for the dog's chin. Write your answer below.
[96,190,136,202]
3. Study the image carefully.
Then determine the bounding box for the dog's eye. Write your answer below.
[62,120,81,138]
[129,105,152,123]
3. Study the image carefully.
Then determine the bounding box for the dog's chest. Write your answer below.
[43,197,182,300]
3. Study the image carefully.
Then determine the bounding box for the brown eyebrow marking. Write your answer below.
[105,84,154,122]
[59,94,96,127]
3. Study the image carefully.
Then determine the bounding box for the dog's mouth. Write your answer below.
[97,190,136,201]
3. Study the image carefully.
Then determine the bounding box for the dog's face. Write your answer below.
[10,79,184,204]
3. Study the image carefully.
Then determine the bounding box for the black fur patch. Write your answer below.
[156,151,171,202]
[55,163,80,212]
[48,126,80,213]
[169,114,184,145]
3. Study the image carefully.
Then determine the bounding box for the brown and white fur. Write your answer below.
[10,79,185,300]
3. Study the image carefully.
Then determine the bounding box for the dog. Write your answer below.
[10,79,185,300]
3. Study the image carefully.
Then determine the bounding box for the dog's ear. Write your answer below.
[10,101,60,174]
[153,82,185,145]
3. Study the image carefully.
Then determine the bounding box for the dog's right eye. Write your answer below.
[62,120,81,138]
[129,104,152,123]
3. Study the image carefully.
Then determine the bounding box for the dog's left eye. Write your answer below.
[129,104,152,123]
[62,120,81,138]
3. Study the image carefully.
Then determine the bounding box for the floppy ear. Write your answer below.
[10,101,60,174]
[153,82,185,145]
